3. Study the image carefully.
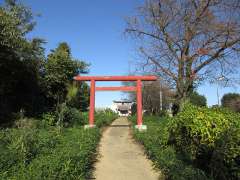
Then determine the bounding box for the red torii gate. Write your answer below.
[73,75,157,129]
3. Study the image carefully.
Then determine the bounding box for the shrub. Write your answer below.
[43,107,85,127]
[42,112,57,126]
[169,104,240,180]
[61,107,84,126]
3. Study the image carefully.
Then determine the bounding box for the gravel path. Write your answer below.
[93,117,163,180]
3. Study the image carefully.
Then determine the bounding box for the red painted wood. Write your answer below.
[74,75,157,127]
[74,75,157,81]
[95,86,136,91]
[136,80,143,126]
[89,80,95,125]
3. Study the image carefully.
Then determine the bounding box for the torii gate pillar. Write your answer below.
[136,79,143,126]
[89,79,95,127]
[73,75,157,130]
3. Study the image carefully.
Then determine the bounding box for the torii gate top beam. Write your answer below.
[73,75,157,81]
[73,75,157,130]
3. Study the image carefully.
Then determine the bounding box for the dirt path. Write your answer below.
[93,117,162,180]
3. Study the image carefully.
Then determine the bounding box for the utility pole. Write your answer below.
[216,76,225,106]
[159,79,163,111]
[160,90,163,111]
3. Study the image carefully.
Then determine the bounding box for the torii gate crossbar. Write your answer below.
[73,75,157,129]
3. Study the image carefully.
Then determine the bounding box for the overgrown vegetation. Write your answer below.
[130,104,240,180]
[0,110,118,180]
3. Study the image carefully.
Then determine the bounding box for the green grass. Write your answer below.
[0,110,118,180]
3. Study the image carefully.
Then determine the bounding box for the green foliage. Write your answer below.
[0,111,117,179]
[130,106,240,180]
[79,109,118,128]
[189,91,207,107]
[0,128,41,172]
[66,83,78,102]
[67,82,90,112]
[0,127,99,179]
[0,1,90,125]
[61,107,84,127]
[0,0,36,49]
[0,0,46,124]
[44,42,89,105]
[94,109,119,127]
[42,112,57,126]
[221,93,240,112]
[169,104,240,180]
[129,116,209,180]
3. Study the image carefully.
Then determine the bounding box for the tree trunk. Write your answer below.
[175,79,193,113]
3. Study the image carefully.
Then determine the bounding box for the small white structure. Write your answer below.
[110,100,134,116]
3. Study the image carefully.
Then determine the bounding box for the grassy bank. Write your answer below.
[130,105,240,180]
[130,116,208,180]
[0,110,118,180]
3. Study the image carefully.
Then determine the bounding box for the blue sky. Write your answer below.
[6,0,239,107]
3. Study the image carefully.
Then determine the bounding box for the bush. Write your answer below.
[61,107,84,126]
[42,112,57,126]
[42,107,85,127]
[130,106,240,180]
[169,104,240,180]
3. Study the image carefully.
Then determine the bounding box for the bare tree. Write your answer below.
[142,80,174,114]
[123,79,174,115]
[125,0,240,107]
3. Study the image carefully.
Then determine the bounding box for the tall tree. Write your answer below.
[126,0,240,107]
[0,0,45,123]
[44,42,89,108]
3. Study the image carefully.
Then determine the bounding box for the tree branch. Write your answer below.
[140,48,178,81]
[194,38,240,73]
